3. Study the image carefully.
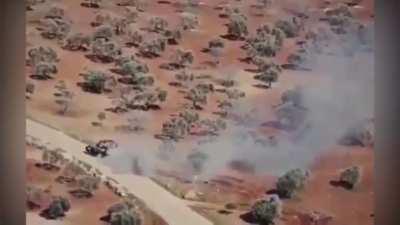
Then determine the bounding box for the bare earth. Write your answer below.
[26,118,213,225]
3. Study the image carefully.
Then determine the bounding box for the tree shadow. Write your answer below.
[135,52,160,59]
[125,42,140,48]
[220,34,245,41]
[238,57,252,64]
[29,75,51,80]
[105,107,128,114]
[201,48,210,53]
[80,2,100,8]
[69,189,93,199]
[85,54,114,64]
[240,212,258,224]
[252,84,271,89]
[261,121,294,132]
[281,64,312,71]
[329,180,354,190]
[159,63,185,71]
[76,82,104,94]
[218,209,233,215]
[61,45,89,52]
[244,68,260,73]
[35,163,60,172]
[157,0,171,4]
[40,208,65,220]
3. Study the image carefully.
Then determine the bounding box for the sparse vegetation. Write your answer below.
[82,0,102,8]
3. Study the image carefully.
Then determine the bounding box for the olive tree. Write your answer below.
[104,201,142,225]
[130,88,167,110]
[118,59,149,76]
[339,166,361,189]
[39,18,71,40]
[274,17,301,38]
[81,70,109,93]
[27,46,59,66]
[92,25,114,41]
[208,38,225,49]
[225,88,245,99]
[172,49,194,68]
[27,186,46,209]
[251,195,282,225]
[63,33,91,51]
[254,62,281,88]
[226,15,248,40]
[73,175,101,198]
[33,62,58,79]
[180,12,199,30]
[60,161,87,181]
[138,38,166,58]
[91,39,122,63]
[164,29,182,45]
[148,17,168,33]
[187,151,208,174]
[161,117,187,141]
[175,70,195,87]
[245,25,285,59]
[220,5,240,18]
[276,169,309,198]
[54,80,74,115]
[280,87,304,107]
[45,6,65,19]
[41,197,71,219]
[91,12,112,27]
[186,88,207,110]
[26,82,35,99]
[41,148,65,170]
[126,30,144,47]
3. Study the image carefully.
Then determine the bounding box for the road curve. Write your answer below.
[26,119,213,225]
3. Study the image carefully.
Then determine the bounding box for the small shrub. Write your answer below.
[276,169,309,198]
[251,195,282,225]
[339,166,361,189]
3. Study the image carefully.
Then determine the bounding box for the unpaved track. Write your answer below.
[26,119,213,225]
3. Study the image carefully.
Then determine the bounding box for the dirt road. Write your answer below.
[26,119,213,225]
